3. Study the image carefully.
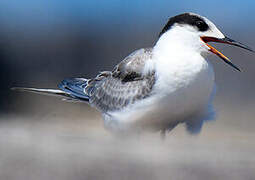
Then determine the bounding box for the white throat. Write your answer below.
[155,25,209,56]
[151,25,215,96]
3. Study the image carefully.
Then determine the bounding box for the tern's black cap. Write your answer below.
[159,13,209,37]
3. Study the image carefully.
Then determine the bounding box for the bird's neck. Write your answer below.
[152,27,209,68]
[154,27,205,56]
[151,29,214,91]
[153,33,204,70]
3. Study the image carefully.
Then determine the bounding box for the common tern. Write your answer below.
[12,13,254,136]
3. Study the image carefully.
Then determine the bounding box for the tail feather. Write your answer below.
[11,78,90,103]
[58,78,90,101]
[11,87,89,103]
[11,87,73,99]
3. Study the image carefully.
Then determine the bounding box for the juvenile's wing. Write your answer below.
[111,48,153,81]
[85,48,156,112]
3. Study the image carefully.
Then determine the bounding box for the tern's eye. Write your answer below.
[195,21,208,32]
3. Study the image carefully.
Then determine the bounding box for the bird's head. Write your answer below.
[157,13,254,71]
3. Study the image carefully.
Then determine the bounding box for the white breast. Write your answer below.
[104,52,215,133]
[152,51,215,119]
[104,28,216,133]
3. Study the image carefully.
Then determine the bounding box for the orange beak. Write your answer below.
[201,36,254,71]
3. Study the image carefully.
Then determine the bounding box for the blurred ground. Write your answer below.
[0,96,255,180]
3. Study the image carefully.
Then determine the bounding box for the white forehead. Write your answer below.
[189,13,225,38]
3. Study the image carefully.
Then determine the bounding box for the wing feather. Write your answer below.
[86,48,155,112]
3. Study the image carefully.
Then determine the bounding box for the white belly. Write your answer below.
[104,57,215,133]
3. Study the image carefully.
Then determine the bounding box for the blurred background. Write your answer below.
[0,0,255,180]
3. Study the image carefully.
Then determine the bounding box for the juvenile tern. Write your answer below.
[12,13,254,136]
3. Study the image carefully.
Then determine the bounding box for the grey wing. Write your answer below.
[86,48,156,112]
[111,48,153,81]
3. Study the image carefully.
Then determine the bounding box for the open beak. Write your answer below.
[201,36,254,71]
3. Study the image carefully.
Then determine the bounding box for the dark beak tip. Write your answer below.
[232,64,241,72]
[249,48,255,53]
[223,36,255,53]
